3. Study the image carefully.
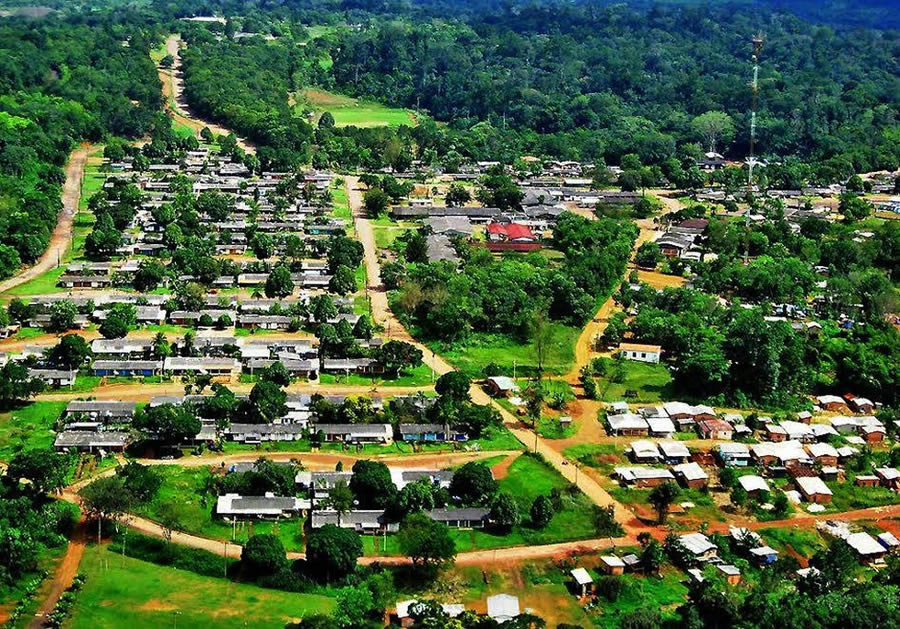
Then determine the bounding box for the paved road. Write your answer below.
[0,144,94,295]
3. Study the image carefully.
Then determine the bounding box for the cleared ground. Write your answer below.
[297,88,416,128]
[67,545,334,629]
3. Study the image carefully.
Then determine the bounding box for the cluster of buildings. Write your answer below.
[608,394,889,511]
[65,145,344,291]
[213,460,491,534]
[52,394,469,454]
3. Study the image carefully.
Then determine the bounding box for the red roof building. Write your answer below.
[486,223,537,243]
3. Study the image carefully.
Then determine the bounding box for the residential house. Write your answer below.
[795,476,833,504]
[806,443,839,467]
[628,440,662,464]
[616,343,662,364]
[426,508,490,529]
[716,443,752,467]
[486,594,520,623]
[672,462,709,489]
[875,468,900,490]
[93,360,163,377]
[599,556,626,576]
[607,413,650,437]
[738,475,771,499]
[679,533,718,563]
[570,568,594,597]
[485,376,519,398]
[816,395,848,412]
[658,441,691,464]
[310,510,398,534]
[846,532,887,565]
[697,419,733,440]
[163,357,238,376]
[28,369,76,387]
[615,467,675,488]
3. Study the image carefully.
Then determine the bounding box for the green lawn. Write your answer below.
[137,466,308,552]
[0,401,66,461]
[759,527,825,558]
[826,477,900,512]
[330,185,351,221]
[596,361,674,402]
[373,226,408,250]
[593,570,688,627]
[562,443,623,474]
[297,88,416,128]
[2,266,65,297]
[11,327,46,341]
[317,363,435,387]
[428,325,580,379]
[68,545,334,629]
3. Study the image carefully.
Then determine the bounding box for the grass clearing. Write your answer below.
[297,88,416,128]
[318,363,435,387]
[428,325,579,379]
[3,267,65,297]
[11,327,46,340]
[0,401,66,461]
[68,545,333,629]
[759,527,825,558]
[596,360,674,402]
[826,478,900,512]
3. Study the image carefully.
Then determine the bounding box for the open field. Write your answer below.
[68,545,333,629]
[2,266,65,297]
[428,325,580,379]
[0,401,66,461]
[596,360,674,402]
[297,88,416,128]
[317,363,435,387]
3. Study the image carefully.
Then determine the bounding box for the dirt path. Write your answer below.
[0,144,94,295]
[28,519,87,629]
[158,35,255,154]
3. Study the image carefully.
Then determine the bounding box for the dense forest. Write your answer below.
[0,18,164,277]
[165,0,900,175]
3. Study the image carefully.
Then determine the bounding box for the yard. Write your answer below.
[596,360,674,403]
[2,266,65,297]
[428,325,580,379]
[297,88,416,128]
[67,545,334,629]
[759,527,825,559]
[137,466,308,552]
[317,363,435,387]
[0,401,66,461]
[826,475,900,512]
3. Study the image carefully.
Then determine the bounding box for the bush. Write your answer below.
[111,532,238,578]
[242,534,287,578]
[596,575,624,601]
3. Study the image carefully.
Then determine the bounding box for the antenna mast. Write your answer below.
[747,33,764,192]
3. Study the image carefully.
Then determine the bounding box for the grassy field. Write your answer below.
[2,266,65,297]
[297,88,416,128]
[330,184,351,221]
[596,361,674,402]
[138,466,308,552]
[826,477,900,512]
[562,443,623,474]
[317,363,435,387]
[428,325,580,379]
[11,327,46,340]
[759,527,825,558]
[0,401,66,461]
[68,545,334,629]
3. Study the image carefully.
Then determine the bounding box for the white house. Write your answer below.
[617,342,662,364]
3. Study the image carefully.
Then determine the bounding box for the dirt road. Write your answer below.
[158,35,255,154]
[0,144,94,295]
[28,520,87,629]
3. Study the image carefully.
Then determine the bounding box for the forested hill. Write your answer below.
[322,3,898,167]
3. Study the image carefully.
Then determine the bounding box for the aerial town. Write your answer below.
[0,1,897,628]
